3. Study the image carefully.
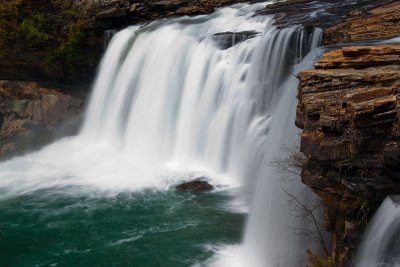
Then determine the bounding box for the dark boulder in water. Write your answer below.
[175,180,214,192]
[212,31,260,49]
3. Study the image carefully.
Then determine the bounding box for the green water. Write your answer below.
[0,187,244,267]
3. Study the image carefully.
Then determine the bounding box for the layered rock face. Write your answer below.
[296,3,400,266]
[0,81,84,159]
[324,2,400,45]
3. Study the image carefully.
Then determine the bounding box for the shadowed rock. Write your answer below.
[212,31,260,49]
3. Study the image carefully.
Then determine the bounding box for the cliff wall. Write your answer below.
[296,2,400,266]
[0,81,85,158]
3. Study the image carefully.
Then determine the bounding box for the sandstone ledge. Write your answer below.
[324,2,400,45]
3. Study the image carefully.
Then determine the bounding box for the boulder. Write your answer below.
[175,180,214,192]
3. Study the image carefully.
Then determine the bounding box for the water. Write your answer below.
[209,40,324,267]
[0,1,324,266]
[355,196,400,267]
[0,188,244,267]
[104,29,117,49]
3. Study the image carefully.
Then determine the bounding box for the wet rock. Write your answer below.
[175,180,214,192]
[42,94,72,124]
[212,31,260,49]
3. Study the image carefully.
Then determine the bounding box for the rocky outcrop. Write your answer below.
[0,81,85,159]
[296,20,400,267]
[324,2,400,45]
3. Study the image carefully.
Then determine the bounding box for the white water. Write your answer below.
[0,1,325,266]
[0,2,272,196]
[81,4,278,188]
[209,42,324,267]
[355,196,400,267]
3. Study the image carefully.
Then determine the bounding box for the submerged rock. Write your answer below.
[175,180,214,192]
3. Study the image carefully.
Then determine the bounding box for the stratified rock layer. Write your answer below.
[324,2,400,45]
[297,43,400,265]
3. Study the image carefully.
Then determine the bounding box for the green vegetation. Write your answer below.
[307,249,335,267]
[19,13,54,46]
[0,1,21,56]
[0,0,85,69]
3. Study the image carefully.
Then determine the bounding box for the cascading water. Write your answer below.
[355,196,400,267]
[0,1,325,266]
[209,29,324,267]
[81,5,275,185]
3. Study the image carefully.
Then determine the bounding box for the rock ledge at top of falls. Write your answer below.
[255,0,397,28]
[295,2,400,266]
[77,0,256,29]
[324,1,400,45]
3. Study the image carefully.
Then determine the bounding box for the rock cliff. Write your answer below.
[0,80,85,158]
[296,2,400,266]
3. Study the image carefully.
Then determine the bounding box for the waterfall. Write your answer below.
[209,28,324,267]
[0,1,325,266]
[104,29,117,49]
[241,46,324,267]
[81,2,279,187]
[355,196,400,267]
